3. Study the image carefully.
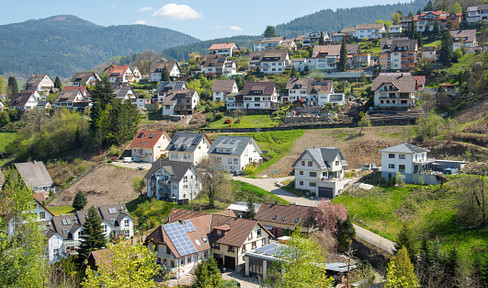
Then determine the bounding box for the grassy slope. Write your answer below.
[232,180,289,205]
[48,205,75,216]
[333,175,488,260]
[207,115,280,129]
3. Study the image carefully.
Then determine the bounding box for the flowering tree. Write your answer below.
[313,200,348,233]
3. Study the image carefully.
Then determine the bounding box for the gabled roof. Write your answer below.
[468,4,488,11]
[130,131,170,149]
[292,147,347,169]
[200,54,228,68]
[23,74,50,89]
[209,42,239,50]
[208,136,262,157]
[157,81,187,93]
[210,214,273,247]
[71,72,100,84]
[150,61,179,74]
[111,82,135,100]
[254,37,284,44]
[212,80,237,93]
[63,86,88,95]
[421,46,436,52]
[312,44,359,58]
[106,65,130,77]
[144,159,194,183]
[380,143,430,154]
[286,78,314,92]
[355,23,385,30]
[380,38,417,53]
[50,214,80,240]
[413,75,426,86]
[371,73,417,93]
[311,81,333,95]
[450,29,477,43]
[255,203,315,228]
[166,132,211,153]
[241,82,277,96]
[259,50,289,62]
[14,161,53,189]
[9,91,38,107]
[56,89,83,103]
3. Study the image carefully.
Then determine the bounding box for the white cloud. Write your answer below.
[230,26,244,32]
[152,3,202,20]
[139,6,154,12]
[135,20,147,25]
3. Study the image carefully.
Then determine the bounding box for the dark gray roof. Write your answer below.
[51,214,79,240]
[157,81,187,93]
[56,89,82,103]
[98,204,130,228]
[144,159,194,182]
[111,82,135,100]
[380,143,430,154]
[14,161,53,189]
[166,132,208,153]
[208,136,261,157]
[292,147,348,169]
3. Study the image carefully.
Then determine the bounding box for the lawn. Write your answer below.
[333,174,488,261]
[232,180,289,205]
[424,39,442,49]
[0,132,16,151]
[48,205,74,216]
[206,115,280,129]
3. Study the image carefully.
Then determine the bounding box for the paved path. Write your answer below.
[235,176,396,254]
[167,271,259,287]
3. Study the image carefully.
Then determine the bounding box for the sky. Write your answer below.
[1,0,410,40]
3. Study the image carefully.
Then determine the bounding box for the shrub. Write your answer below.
[108,145,121,157]
[243,165,256,176]
[224,119,232,124]
[214,113,224,121]
[72,191,87,211]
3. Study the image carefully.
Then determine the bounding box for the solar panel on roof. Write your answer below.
[163,220,197,257]
[149,133,156,138]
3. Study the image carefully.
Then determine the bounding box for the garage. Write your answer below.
[318,187,334,198]
[224,256,236,270]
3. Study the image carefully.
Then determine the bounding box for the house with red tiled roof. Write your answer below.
[372,73,418,108]
[208,42,240,57]
[105,65,138,83]
[130,131,171,163]
[145,209,273,277]
[414,10,462,32]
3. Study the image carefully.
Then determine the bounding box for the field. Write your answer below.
[0,132,16,167]
[207,115,280,129]
[48,205,74,216]
[333,175,488,260]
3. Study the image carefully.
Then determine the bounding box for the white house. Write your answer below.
[166,133,212,165]
[174,90,200,115]
[212,80,238,102]
[8,90,41,110]
[372,73,418,108]
[71,72,101,87]
[208,42,240,57]
[354,23,386,39]
[450,30,478,53]
[200,55,237,77]
[156,81,187,105]
[388,25,403,37]
[248,50,290,74]
[241,82,279,111]
[307,44,360,71]
[208,136,262,172]
[54,89,85,109]
[150,61,181,82]
[291,58,306,72]
[145,160,201,203]
[105,65,136,83]
[380,143,430,183]
[467,4,488,24]
[292,147,348,198]
[302,32,330,47]
[14,161,54,195]
[286,78,344,106]
[253,37,285,52]
[130,131,171,163]
[23,74,54,95]
[112,82,136,103]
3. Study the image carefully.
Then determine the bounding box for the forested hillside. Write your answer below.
[0,15,199,77]
[275,0,429,38]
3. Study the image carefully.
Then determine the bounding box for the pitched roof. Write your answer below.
[355,23,385,30]
[200,54,227,68]
[413,75,426,86]
[56,89,83,103]
[166,208,206,223]
[259,50,289,62]
[130,131,170,149]
[111,82,135,100]
[311,81,333,95]
[14,161,53,189]
[421,46,436,52]
[312,44,359,58]
[23,74,50,89]
[156,81,187,93]
[241,82,277,96]
[63,86,88,95]
[380,38,417,53]
[209,42,239,50]
[150,61,179,74]
[8,91,38,107]
[208,136,262,157]
[292,147,347,169]
[144,159,194,182]
[450,29,477,43]
[371,73,417,93]
[341,27,356,33]
[255,203,315,228]
[166,132,211,153]
[212,80,237,92]
[254,37,284,44]
[380,143,430,154]
[71,72,99,84]
[210,215,273,247]
[107,65,130,77]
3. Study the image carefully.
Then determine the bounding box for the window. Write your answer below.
[228,158,232,164]
[233,158,238,164]
[299,181,303,186]
[399,154,406,159]
[272,215,278,220]
[399,165,405,173]
[309,171,317,177]
[388,164,395,169]
[282,216,287,222]
[183,176,188,183]
[299,170,303,175]
[257,229,262,237]
[389,154,395,158]
[40,211,45,219]
[262,238,267,246]
[308,161,313,167]
[309,181,316,187]
[252,241,257,249]
[212,243,220,250]
[228,246,235,253]
[301,160,305,166]
[335,161,339,166]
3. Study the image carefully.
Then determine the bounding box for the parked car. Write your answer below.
[123,157,133,163]
[232,170,243,176]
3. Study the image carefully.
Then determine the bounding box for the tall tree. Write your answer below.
[107,99,140,146]
[318,31,325,45]
[440,29,454,66]
[263,25,276,38]
[197,157,232,208]
[451,2,462,13]
[77,206,106,266]
[83,241,162,288]
[386,246,419,288]
[160,67,170,82]
[333,215,356,252]
[395,222,418,265]
[7,76,19,99]
[434,20,441,36]
[192,257,222,288]
[424,0,434,11]
[0,75,5,95]
[0,168,49,287]
[338,40,348,72]
[54,76,63,90]
[90,76,114,134]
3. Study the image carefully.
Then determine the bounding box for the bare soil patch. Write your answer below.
[49,164,146,207]
[258,126,411,177]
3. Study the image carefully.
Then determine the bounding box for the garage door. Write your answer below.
[224,256,236,270]
[318,187,334,198]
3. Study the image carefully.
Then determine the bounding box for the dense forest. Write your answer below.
[0,15,199,77]
[275,0,429,38]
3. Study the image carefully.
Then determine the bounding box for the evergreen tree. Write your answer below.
[263,25,276,38]
[77,206,106,266]
[160,67,170,82]
[90,76,114,133]
[72,191,87,211]
[107,99,140,146]
[338,41,347,72]
[417,31,424,47]
[7,76,19,98]
[434,20,441,36]
[440,29,454,66]
[441,247,460,288]
[333,215,356,251]
[318,31,325,45]
[395,222,417,265]
[386,246,419,288]
[424,0,434,11]
[192,258,222,288]
[417,238,432,287]
[54,76,62,90]
[410,20,416,39]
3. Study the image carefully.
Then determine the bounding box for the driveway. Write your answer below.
[167,271,260,288]
[110,161,152,170]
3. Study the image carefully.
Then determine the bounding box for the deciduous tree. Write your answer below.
[313,200,348,233]
[197,157,232,208]
[358,111,371,135]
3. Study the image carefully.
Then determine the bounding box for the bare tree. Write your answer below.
[196,157,232,208]
[458,174,487,228]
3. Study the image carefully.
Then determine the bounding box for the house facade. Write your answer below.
[286,78,343,106]
[255,203,316,237]
[450,30,478,53]
[467,4,488,23]
[421,46,437,62]
[292,147,348,198]
[106,65,136,83]
[307,44,360,71]
[380,143,430,183]
[54,89,85,109]
[71,72,100,87]
[354,23,386,39]
[208,42,240,57]
[23,74,54,95]
[372,73,418,108]
[145,160,201,203]
[166,132,212,165]
[208,136,262,172]
[253,37,285,52]
[130,131,171,163]
[174,90,200,115]
[9,90,41,110]
[414,10,462,32]
[15,161,54,195]
[150,61,182,82]
[379,38,418,71]
[241,82,279,111]
[212,80,238,102]
[200,55,236,76]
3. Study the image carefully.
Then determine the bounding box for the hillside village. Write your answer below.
[1,0,488,287]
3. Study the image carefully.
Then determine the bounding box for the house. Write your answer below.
[8,90,41,110]
[354,23,385,39]
[292,147,349,198]
[379,38,418,71]
[291,58,306,72]
[208,42,240,57]
[307,44,360,71]
[421,46,437,62]
[450,30,478,53]
[224,93,244,110]
[414,11,462,32]
[253,37,285,52]
[341,26,357,38]
[166,132,212,165]
[131,67,142,82]
[331,32,345,44]
[146,209,273,277]
[130,131,171,163]
[241,82,280,110]
[350,53,372,69]
[286,78,343,106]
[413,75,426,91]
[70,72,100,87]
[281,39,297,51]
[42,204,133,263]
[302,32,329,47]
[174,90,200,115]
[212,80,238,102]
[372,73,418,108]
[200,55,237,77]
[156,81,187,105]
[150,60,182,82]
[467,4,488,24]
[105,65,136,83]
[388,25,403,37]
[37,101,52,110]
[255,203,316,236]
[111,82,136,103]
[227,202,262,219]
[208,136,262,172]
[23,74,54,95]
[248,50,290,74]
[62,86,90,98]
[14,161,54,194]
[54,89,87,110]
[145,160,201,203]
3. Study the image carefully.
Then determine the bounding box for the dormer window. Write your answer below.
[272,215,278,220]
[282,216,287,222]
[295,218,301,223]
